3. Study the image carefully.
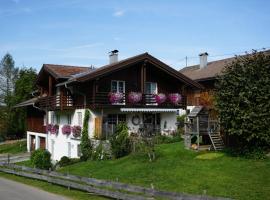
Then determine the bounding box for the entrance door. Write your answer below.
[30,135,36,151]
[143,113,161,135]
[39,137,46,149]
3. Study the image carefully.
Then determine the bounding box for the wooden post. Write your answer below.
[48,76,52,96]
[197,116,200,150]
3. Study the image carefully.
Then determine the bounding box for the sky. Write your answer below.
[0,0,269,71]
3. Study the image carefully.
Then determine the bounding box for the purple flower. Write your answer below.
[62,125,71,135]
[168,93,182,105]
[128,92,142,104]
[46,124,53,132]
[72,126,81,138]
[154,93,167,104]
[108,92,124,104]
[51,124,59,134]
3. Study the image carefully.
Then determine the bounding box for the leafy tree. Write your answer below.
[80,109,92,161]
[8,68,37,137]
[215,51,270,150]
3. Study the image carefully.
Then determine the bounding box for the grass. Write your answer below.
[0,172,108,200]
[58,142,270,200]
[0,140,27,154]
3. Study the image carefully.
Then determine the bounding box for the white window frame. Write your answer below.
[111,80,125,93]
[145,82,158,94]
[67,114,72,125]
[77,112,82,126]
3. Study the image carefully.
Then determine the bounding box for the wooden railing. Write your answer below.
[89,92,187,108]
[38,94,76,110]
[38,92,187,110]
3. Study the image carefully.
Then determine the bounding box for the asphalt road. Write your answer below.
[0,177,69,200]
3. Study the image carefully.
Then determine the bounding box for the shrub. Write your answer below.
[80,110,92,161]
[154,134,182,144]
[110,123,131,158]
[92,142,110,160]
[30,149,52,169]
[58,156,71,167]
[215,51,270,150]
[72,125,81,138]
[62,125,71,135]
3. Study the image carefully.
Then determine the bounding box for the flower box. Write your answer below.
[154,93,167,104]
[108,92,124,104]
[46,124,53,132]
[72,125,82,138]
[51,124,59,134]
[168,93,182,105]
[128,92,142,104]
[62,125,71,135]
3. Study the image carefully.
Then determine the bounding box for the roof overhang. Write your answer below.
[120,108,178,113]
[13,97,38,108]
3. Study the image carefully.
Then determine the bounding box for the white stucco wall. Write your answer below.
[160,112,177,134]
[26,131,48,152]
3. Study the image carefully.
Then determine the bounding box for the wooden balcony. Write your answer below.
[90,92,187,109]
[38,94,79,110]
[37,92,187,110]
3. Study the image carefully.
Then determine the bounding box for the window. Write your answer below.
[145,82,157,94]
[107,114,126,125]
[67,114,72,125]
[77,144,81,157]
[77,112,82,126]
[111,80,125,93]
[51,112,55,124]
[56,114,60,124]
[43,114,47,126]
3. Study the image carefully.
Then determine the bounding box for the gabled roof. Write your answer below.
[180,57,235,81]
[70,52,203,89]
[36,64,93,84]
[180,50,270,81]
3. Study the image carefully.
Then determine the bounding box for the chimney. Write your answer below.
[109,49,119,64]
[199,52,208,68]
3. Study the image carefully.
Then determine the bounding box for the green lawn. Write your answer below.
[58,142,270,200]
[0,172,108,200]
[0,140,27,154]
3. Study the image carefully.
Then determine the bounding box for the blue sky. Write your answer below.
[0,0,269,71]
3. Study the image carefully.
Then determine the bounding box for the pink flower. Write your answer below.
[62,125,71,135]
[108,92,124,104]
[72,126,81,138]
[168,93,182,105]
[154,93,167,104]
[46,124,53,132]
[128,92,142,104]
[51,124,59,134]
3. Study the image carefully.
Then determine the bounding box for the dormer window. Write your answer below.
[111,80,125,93]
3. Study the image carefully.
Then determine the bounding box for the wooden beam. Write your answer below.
[140,60,147,93]
[48,76,52,96]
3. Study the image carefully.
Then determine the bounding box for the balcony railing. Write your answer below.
[38,92,187,110]
[38,94,76,110]
[90,92,187,108]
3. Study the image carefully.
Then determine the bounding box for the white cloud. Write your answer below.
[113,10,125,17]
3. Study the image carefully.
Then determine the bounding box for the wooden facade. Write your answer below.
[26,107,46,133]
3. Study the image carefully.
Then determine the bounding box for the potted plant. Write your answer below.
[128,92,142,104]
[168,93,182,105]
[154,93,167,104]
[62,124,71,135]
[72,125,82,138]
[51,124,59,134]
[108,92,124,104]
[46,124,53,132]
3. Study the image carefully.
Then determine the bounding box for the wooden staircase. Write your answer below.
[208,133,225,151]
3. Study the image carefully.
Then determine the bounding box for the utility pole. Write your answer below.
[185,56,188,67]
